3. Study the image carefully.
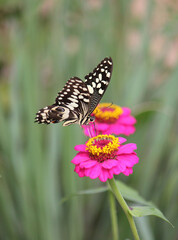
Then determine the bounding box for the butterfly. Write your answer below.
[35,57,113,126]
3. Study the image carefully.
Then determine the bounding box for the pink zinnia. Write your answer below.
[83,103,136,137]
[71,134,139,182]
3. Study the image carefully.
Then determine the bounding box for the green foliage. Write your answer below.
[0,0,177,239]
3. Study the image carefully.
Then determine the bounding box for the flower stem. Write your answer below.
[109,191,119,240]
[108,178,140,240]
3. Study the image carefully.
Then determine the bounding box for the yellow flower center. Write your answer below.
[86,135,120,162]
[93,103,123,123]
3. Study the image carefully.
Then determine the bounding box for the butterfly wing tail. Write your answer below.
[35,104,67,124]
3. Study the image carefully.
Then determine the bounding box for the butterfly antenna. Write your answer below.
[105,102,113,109]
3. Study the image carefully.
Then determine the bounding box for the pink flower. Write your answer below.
[83,103,136,137]
[71,134,139,182]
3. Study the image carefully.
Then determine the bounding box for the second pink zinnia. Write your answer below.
[83,103,136,137]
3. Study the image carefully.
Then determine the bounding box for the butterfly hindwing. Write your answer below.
[35,104,70,124]
[84,57,113,115]
[35,77,91,126]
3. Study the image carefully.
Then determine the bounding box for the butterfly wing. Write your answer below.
[35,57,113,126]
[84,57,113,115]
[35,77,91,126]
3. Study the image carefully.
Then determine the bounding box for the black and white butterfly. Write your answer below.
[35,57,113,126]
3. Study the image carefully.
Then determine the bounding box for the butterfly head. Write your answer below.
[81,115,95,125]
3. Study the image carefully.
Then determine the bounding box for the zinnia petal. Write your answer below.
[101,159,118,169]
[121,107,131,116]
[71,152,90,164]
[98,168,110,182]
[79,160,97,168]
[110,162,126,175]
[118,115,136,125]
[122,167,133,176]
[116,154,139,167]
[96,123,109,131]
[118,143,137,155]
[118,137,127,144]
[74,144,87,152]
[85,164,101,179]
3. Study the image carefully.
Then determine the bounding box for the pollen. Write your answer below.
[93,103,123,123]
[86,135,120,162]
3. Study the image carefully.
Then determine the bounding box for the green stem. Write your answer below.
[108,178,140,240]
[109,191,119,240]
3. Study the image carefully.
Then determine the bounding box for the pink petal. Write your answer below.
[121,107,131,116]
[98,168,110,182]
[110,162,126,175]
[118,137,127,144]
[74,165,80,173]
[85,164,101,179]
[79,160,97,168]
[108,123,126,135]
[74,144,87,152]
[122,167,133,176]
[118,143,137,155]
[116,154,139,167]
[123,126,136,136]
[71,152,90,164]
[118,115,136,125]
[107,170,114,179]
[101,160,118,169]
[96,122,109,131]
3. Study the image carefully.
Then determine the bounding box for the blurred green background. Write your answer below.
[0,0,177,239]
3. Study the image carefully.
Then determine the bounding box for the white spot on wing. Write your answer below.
[67,105,74,110]
[97,83,101,88]
[68,97,78,103]
[106,72,111,78]
[83,98,89,103]
[99,73,102,80]
[87,85,94,94]
[70,102,78,108]
[99,89,104,95]
[92,82,96,88]
[74,89,80,94]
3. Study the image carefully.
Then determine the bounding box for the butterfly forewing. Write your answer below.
[55,77,90,110]
[84,57,113,115]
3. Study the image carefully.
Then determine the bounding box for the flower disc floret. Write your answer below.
[86,135,119,155]
[86,135,119,162]
[93,103,123,123]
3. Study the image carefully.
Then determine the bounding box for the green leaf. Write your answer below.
[60,187,108,204]
[114,180,173,227]
[115,180,152,205]
[128,206,174,227]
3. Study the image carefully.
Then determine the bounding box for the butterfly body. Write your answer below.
[35,57,113,126]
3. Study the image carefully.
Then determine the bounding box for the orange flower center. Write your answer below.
[93,103,123,123]
[86,135,119,162]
